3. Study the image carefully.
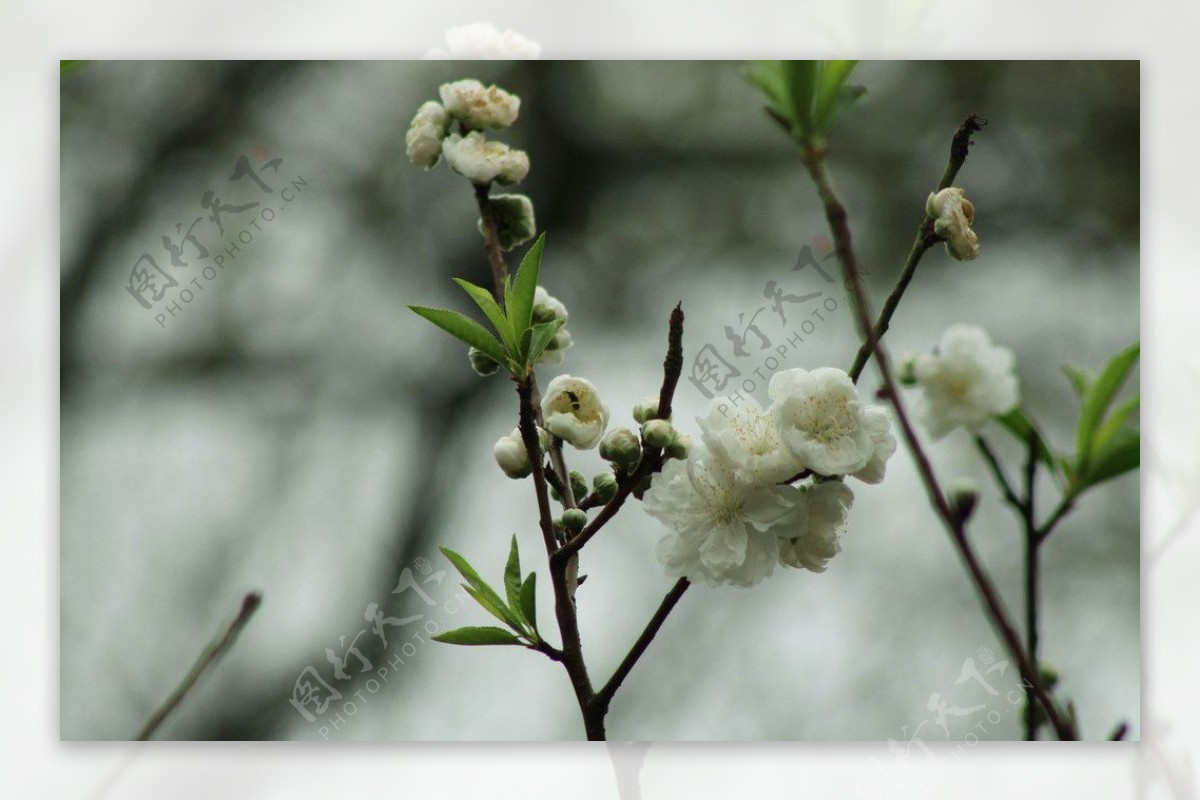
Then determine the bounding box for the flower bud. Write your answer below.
[926,187,979,261]
[591,472,618,503]
[897,353,918,386]
[479,193,536,252]
[468,346,501,376]
[561,508,588,532]
[641,419,675,449]
[665,430,691,460]
[439,79,520,130]
[405,101,450,168]
[532,286,569,324]
[569,471,589,501]
[632,395,661,424]
[493,428,532,479]
[599,426,642,469]
[948,477,980,523]
[442,131,529,186]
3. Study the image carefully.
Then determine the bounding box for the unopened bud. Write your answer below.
[569,471,588,501]
[665,431,691,460]
[632,396,660,424]
[897,353,918,386]
[493,429,531,479]
[948,477,980,522]
[592,472,618,503]
[641,419,675,449]
[468,347,501,376]
[599,426,641,469]
[562,508,588,532]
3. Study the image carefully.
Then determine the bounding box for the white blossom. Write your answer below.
[405,101,449,168]
[442,132,530,186]
[849,407,896,485]
[439,79,521,130]
[769,367,878,477]
[541,375,608,449]
[912,324,1019,440]
[425,23,542,60]
[644,446,805,587]
[777,480,854,573]
[926,187,979,261]
[699,395,802,485]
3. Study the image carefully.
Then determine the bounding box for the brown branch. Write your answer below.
[802,145,1076,741]
[594,578,690,713]
[136,592,262,740]
[473,183,508,297]
[516,377,600,738]
[847,114,986,382]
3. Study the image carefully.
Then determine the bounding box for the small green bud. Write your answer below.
[599,426,642,469]
[897,353,918,386]
[478,193,536,252]
[468,347,501,376]
[562,508,588,531]
[641,419,675,449]
[569,471,588,501]
[665,431,691,460]
[632,396,660,424]
[592,472,618,503]
[948,477,979,523]
[1039,663,1060,690]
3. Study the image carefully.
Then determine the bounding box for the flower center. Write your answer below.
[799,396,855,444]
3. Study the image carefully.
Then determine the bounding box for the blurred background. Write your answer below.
[59,60,1138,742]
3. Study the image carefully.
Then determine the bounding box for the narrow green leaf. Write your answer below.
[994,408,1058,477]
[503,535,524,623]
[410,306,507,366]
[1076,343,1140,468]
[747,61,790,126]
[814,60,859,130]
[433,626,523,646]
[1081,428,1139,487]
[452,278,516,354]
[461,584,524,632]
[439,546,523,632]
[1061,365,1092,398]
[506,233,546,338]
[524,318,566,366]
[782,60,821,138]
[818,84,868,138]
[519,572,538,637]
[1093,393,1140,453]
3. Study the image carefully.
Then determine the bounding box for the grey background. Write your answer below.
[60,60,1138,741]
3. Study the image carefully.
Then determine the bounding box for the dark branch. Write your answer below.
[594,578,690,712]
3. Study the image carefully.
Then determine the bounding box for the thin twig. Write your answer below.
[847,114,986,382]
[135,592,262,740]
[975,435,1023,513]
[516,377,600,738]
[594,578,691,712]
[1022,429,1041,740]
[473,183,508,297]
[801,144,1076,741]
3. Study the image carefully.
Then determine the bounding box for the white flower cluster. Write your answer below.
[905,324,1019,440]
[424,23,542,60]
[406,78,535,250]
[643,367,896,587]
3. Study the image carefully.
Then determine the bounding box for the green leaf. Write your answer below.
[518,572,538,637]
[1061,365,1092,398]
[746,61,790,127]
[410,306,507,366]
[1076,343,1140,468]
[524,318,566,366]
[813,61,864,135]
[1093,393,1140,453]
[433,626,523,646]
[452,278,516,354]
[781,60,821,137]
[503,535,524,623]
[439,546,523,633]
[995,407,1058,477]
[506,234,546,340]
[1080,428,1139,487]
